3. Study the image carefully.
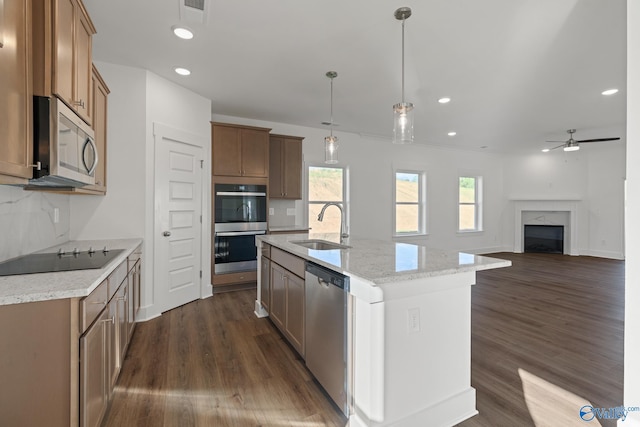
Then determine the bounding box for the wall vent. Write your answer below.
[180,0,209,24]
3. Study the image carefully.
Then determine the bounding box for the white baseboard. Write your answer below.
[581,249,625,260]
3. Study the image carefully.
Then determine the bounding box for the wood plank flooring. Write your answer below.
[103,253,624,427]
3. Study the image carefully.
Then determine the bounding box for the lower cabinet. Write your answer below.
[80,307,110,427]
[269,251,305,357]
[260,255,271,313]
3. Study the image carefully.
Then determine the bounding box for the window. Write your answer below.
[394,170,426,236]
[308,166,347,234]
[458,176,482,231]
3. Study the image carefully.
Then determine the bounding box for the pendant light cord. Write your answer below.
[401,17,405,104]
[330,76,334,138]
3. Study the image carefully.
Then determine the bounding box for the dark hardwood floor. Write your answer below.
[103,253,624,427]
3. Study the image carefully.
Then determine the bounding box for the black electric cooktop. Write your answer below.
[0,249,124,277]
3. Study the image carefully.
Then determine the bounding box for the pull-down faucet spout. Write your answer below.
[317,202,348,241]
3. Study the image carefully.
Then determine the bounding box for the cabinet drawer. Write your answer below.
[271,247,305,278]
[108,260,127,300]
[80,279,108,333]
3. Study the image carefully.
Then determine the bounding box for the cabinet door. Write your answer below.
[74,7,93,122]
[268,136,284,197]
[260,257,271,313]
[282,138,303,199]
[115,282,128,368]
[127,270,135,339]
[241,128,269,177]
[107,297,118,391]
[134,260,142,320]
[270,263,286,331]
[0,0,33,183]
[212,125,242,176]
[53,0,75,106]
[285,273,305,356]
[81,65,108,193]
[80,308,109,427]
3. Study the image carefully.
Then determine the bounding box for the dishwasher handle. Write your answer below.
[305,262,349,291]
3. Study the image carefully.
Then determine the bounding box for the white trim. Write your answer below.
[513,200,580,256]
[393,169,427,237]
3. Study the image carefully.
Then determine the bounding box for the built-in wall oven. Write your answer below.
[214,183,267,274]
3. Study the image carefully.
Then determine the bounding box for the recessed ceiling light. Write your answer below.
[602,88,619,96]
[447,131,457,136]
[542,148,550,153]
[172,26,194,40]
[438,97,451,104]
[174,67,191,76]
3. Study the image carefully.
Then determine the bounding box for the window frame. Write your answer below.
[306,163,349,233]
[393,169,427,237]
[457,175,483,233]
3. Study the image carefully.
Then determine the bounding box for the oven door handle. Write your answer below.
[215,230,267,237]
[216,191,267,197]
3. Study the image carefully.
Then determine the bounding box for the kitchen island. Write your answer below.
[255,233,511,427]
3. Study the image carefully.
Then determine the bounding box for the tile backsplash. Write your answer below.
[0,186,70,262]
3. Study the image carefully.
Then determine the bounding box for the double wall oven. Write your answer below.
[214,183,267,274]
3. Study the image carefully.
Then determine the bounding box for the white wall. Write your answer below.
[624,1,639,425]
[213,113,507,254]
[0,187,70,262]
[502,146,625,259]
[70,63,212,319]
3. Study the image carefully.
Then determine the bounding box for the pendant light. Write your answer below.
[392,7,414,144]
[324,71,339,164]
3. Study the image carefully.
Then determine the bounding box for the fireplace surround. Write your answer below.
[513,199,580,255]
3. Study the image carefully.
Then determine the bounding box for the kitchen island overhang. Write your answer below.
[255,233,511,427]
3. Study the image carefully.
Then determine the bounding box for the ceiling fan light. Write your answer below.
[564,145,580,152]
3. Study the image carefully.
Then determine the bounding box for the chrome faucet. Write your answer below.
[317,202,348,241]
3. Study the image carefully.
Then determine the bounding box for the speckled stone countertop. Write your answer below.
[257,233,511,285]
[0,239,142,306]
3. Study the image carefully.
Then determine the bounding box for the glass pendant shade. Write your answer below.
[393,102,414,144]
[325,135,339,164]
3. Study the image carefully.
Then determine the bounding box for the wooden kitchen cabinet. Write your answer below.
[0,0,34,184]
[269,248,305,356]
[269,134,304,199]
[79,305,109,427]
[76,65,109,194]
[33,0,96,124]
[212,122,271,177]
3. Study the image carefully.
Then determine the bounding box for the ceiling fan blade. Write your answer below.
[576,137,621,143]
[545,140,566,143]
[550,144,565,151]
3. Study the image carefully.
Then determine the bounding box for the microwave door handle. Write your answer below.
[215,230,267,237]
[82,138,99,175]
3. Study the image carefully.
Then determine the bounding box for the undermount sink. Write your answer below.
[291,239,351,250]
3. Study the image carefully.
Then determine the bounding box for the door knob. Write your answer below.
[163,231,171,237]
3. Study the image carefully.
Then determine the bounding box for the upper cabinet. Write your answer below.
[269,134,303,200]
[212,122,271,177]
[0,0,34,184]
[76,64,109,195]
[33,0,96,125]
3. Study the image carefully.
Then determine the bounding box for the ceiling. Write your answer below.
[83,0,627,154]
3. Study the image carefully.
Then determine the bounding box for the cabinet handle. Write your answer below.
[117,295,127,302]
[102,316,115,324]
[91,301,107,306]
[73,99,86,109]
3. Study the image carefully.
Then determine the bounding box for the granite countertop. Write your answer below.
[0,238,142,306]
[257,233,511,285]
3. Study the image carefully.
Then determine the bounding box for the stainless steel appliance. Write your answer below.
[214,183,267,274]
[305,262,350,416]
[0,247,124,276]
[30,96,98,188]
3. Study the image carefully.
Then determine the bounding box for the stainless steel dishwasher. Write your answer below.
[305,261,350,416]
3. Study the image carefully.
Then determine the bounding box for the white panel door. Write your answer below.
[155,128,203,313]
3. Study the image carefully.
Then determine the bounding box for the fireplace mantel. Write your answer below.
[513,200,580,255]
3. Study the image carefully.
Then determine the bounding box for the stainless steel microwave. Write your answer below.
[30,96,97,187]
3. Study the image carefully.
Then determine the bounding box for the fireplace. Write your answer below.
[512,199,579,255]
[524,225,564,254]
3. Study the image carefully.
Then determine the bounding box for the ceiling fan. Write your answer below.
[543,129,620,152]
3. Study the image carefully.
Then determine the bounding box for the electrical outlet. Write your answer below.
[286,208,295,216]
[269,208,274,216]
[408,308,420,333]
